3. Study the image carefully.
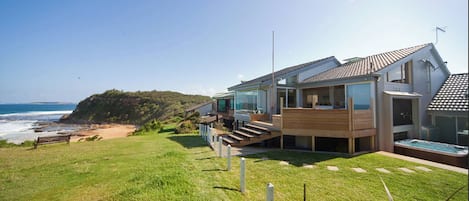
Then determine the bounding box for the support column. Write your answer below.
[311,136,315,152]
[296,88,302,107]
[371,136,375,151]
[280,97,284,150]
[348,137,354,154]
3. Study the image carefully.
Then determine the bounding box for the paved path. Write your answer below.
[377,151,468,175]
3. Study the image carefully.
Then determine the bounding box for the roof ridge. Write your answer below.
[361,43,430,59]
[301,43,433,84]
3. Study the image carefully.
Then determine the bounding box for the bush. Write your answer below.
[0,140,35,148]
[132,119,163,135]
[175,120,196,134]
[78,135,103,142]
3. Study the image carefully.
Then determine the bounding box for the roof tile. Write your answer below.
[302,44,430,83]
[428,73,468,112]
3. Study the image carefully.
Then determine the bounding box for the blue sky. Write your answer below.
[0,0,467,103]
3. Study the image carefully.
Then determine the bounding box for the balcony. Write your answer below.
[281,108,375,137]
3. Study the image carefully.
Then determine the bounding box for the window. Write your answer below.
[333,85,345,109]
[217,99,227,112]
[457,117,468,132]
[392,99,413,126]
[302,87,330,108]
[387,61,412,84]
[236,91,257,111]
[346,83,371,110]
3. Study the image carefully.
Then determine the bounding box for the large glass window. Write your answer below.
[457,117,468,132]
[230,98,234,110]
[257,90,267,113]
[346,83,371,110]
[235,90,258,112]
[387,61,412,83]
[217,99,227,112]
[303,87,330,108]
[333,85,345,109]
[392,99,413,126]
[277,88,296,113]
[287,89,296,108]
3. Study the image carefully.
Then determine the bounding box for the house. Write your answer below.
[223,43,451,154]
[427,73,468,146]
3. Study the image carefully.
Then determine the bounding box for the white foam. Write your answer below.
[0,120,37,134]
[0,110,73,143]
[0,110,73,118]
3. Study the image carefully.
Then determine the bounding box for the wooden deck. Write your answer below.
[278,98,376,154]
[281,98,376,138]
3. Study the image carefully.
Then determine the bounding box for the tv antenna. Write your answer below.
[434,26,446,44]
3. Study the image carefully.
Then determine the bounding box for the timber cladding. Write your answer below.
[282,109,349,130]
[353,110,373,130]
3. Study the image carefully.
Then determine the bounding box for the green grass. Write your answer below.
[0,130,467,201]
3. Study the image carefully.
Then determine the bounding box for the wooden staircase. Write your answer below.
[222,121,281,147]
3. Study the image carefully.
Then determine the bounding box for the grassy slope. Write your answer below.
[0,130,467,201]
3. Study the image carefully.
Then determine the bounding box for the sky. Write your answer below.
[0,0,467,103]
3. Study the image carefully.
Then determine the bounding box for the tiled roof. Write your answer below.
[228,56,337,90]
[428,73,469,112]
[302,44,430,83]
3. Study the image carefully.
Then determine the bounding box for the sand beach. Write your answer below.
[71,124,136,142]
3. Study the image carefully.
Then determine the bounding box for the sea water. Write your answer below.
[0,103,76,144]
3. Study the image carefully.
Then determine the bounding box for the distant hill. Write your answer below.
[61,89,211,125]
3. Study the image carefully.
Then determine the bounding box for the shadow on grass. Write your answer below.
[202,168,227,172]
[159,127,176,133]
[243,150,349,167]
[168,135,207,148]
[192,150,212,154]
[195,156,217,160]
[213,186,239,192]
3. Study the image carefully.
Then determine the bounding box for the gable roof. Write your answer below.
[228,56,339,90]
[302,44,430,83]
[427,73,468,112]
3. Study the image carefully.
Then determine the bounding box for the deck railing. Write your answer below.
[280,98,375,137]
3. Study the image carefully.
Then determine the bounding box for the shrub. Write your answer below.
[175,120,196,134]
[132,119,163,135]
[0,140,35,148]
[78,135,103,142]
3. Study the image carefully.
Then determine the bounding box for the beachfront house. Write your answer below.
[427,73,468,146]
[223,43,451,154]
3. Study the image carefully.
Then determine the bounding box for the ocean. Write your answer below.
[0,103,77,144]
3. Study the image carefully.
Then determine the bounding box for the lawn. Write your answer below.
[0,130,467,201]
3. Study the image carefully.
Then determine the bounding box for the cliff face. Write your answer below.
[61,89,211,125]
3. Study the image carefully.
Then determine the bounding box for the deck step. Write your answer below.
[223,137,237,144]
[245,123,270,132]
[234,130,256,138]
[228,134,244,141]
[240,127,266,135]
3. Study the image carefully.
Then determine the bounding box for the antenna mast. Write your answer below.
[435,26,446,44]
[271,31,275,118]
